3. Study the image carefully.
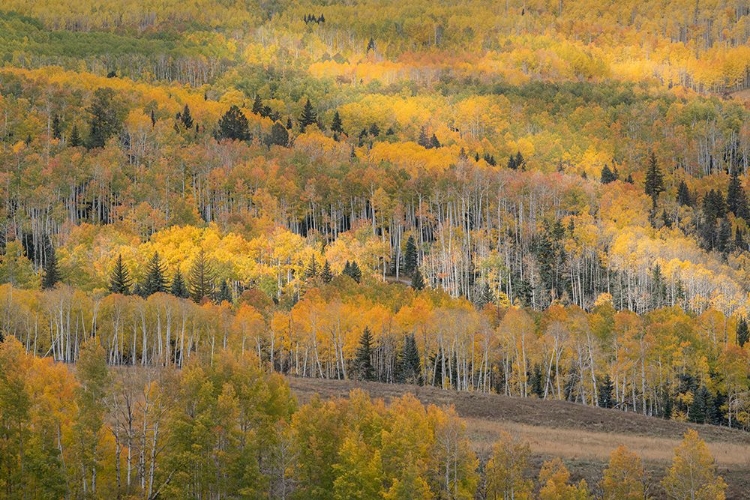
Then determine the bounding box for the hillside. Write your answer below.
[289,377,750,497]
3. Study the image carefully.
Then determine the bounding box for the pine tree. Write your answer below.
[42,247,60,290]
[355,327,375,381]
[299,99,317,132]
[251,94,263,115]
[321,260,334,283]
[304,256,318,280]
[86,87,121,149]
[735,228,746,252]
[108,254,131,295]
[737,317,749,347]
[369,123,380,137]
[189,249,214,303]
[677,180,692,206]
[142,252,168,296]
[600,164,617,184]
[69,124,82,147]
[150,109,156,127]
[403,235,418,276]
[429,133,440,149]
[417,127,430,148]
[270,122,289,147]
[216,280,232,304]
[726,170,749,219]
[331,111,344,134]
[507,154,517,170]
[514,151,525,170]
[644,151,664,207]
[170,268,189,298]
[399,334,421,384]
[689,386,713,424]
[343,261,362,283]
[217,105,251,141]
[180,104,193,129]
[598,374,614,408]
[475,282,494,309]
[411,268,425,290]
[52,114,62,140]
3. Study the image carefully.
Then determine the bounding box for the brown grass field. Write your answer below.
[287,377,750,499]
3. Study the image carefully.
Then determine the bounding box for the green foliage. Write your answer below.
[86,87,122,149]
[217,105,251,141]
[737,317,749,347]
[299,98,317,132]
[403,235,418,277]
[644,151,664,206]
[41,247,60,289]
[170,267,189,298]
[108,253,131,294]
[411,268,425,290]
[189,249,215,303]
[355,327,376,381]
[142,251,168,296]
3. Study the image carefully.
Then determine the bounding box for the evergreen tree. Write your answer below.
[644,151,664,207]
[677,180,692,206]
[726,170,749,219]
[86,87,122,149]
[331,111,344,134]
[530,364,544,397]
[429,133,440,149]
[343,261,362,283]
[417,127,430,148]
[400,334,421,385]
[304,256,318,280]
[403,235,418,276]
[217,105,251,141]
[354,327,375,381]
[321,260,334,283]
[475,282,494,309]
[251,94,263,115]
[216,279,232,304]
[189,249,215,303]
[598,374,614,408]
[735,228,746,252]
[717,218,732,254]
[270,121,289,147]
[514,151,525,170]
[69,124,82,147]
[42,247,60,290]
[150,109,156,127]
[600,164,617,184]
[702,189,727,220]
[142,252,168,296]
[180,104,193,130]
[52,114,62,140]
[689,386,714,424]
[299,99,317,132]
[411,268,425,290]
[368,123,380,137]
[286,117,293,130]
[507,154,517,170]
[108,254,131,295]
[170,268,189,298]
[366,37,376,52]
[737,317,749,347]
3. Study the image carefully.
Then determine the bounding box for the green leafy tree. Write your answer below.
[217,105,251,141]
[108,254,131,295]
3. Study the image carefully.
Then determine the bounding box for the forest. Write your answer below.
[0,0,748,496]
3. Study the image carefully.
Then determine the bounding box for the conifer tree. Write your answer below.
[180,104,193,129]
[404,235,418,276]
[252,94,263,115]
[726,170,748,219]
[400,334,421,384]
[216,279,232,304]
[217,105,251,141]
[598,374,614,408]
[52,114,62,140]
[69,124,82,147]
[321,260,334,283]
[42,247,60,290]
[108,254,131,295]
[331,111,344,134]
[507,154,517,170]
[644,151,664,207]
[170,268,189,298]
[600,164,617,184]
[189,249,214,303]
[142,252,168,296]
[737,317,749,347]
[304,256,318,280]
[299,99,317,132]
[411,268,425,290]
[677,180,692,206]
[514,151,525,170]
[270,122,289,147]
[355,327,375,381]
[86,87,121,149]
[429,133,440,149]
